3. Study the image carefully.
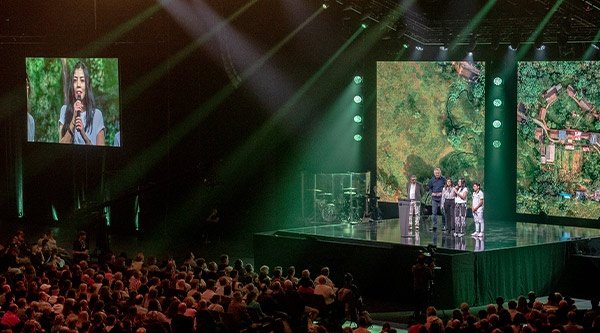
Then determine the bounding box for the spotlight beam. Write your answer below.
[582,29,600,60]
[449,0,497,52]
[75,4,162,57]
[516,0,563,60]
[105,6,323,198]
[212,26,364,187]
[124,0,258,106]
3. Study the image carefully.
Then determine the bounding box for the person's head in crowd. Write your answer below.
[320,267,330,277]
[245,264,254,274]
[478,309,488,320]
[198,299,208,310]
[147,299,162,312]
[426,306,438,318]
[451,309,462,322]
[260,265,270,276]
[496,296,505,309]
[316,276,327,286]
[207,261,217,272]
[513,312,527,327]
[487,303,498,316]
[283,280,294,291]
[498,309,512,327]
[219,254,229,265]
[429,318,444,333]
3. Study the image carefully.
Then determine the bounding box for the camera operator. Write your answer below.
[412,250,435,318]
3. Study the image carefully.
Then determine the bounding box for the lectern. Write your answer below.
[398,199,413,238]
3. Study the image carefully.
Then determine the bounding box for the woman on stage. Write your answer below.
[452,178,468,237]
[441,178,456,234]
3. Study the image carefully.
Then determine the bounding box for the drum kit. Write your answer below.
[306,187,365,223]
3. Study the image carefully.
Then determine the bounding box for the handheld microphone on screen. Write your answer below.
[75,94,82,132]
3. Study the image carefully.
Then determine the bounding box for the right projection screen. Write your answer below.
[516,61,600,219]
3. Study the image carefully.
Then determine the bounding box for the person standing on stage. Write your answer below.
[406,175,424,231]
[453,178,468,237]
[471,182,485,237]
[441,178,456,234]
[427,168,445,232]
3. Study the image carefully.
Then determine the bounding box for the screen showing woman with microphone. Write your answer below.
[59,61,105,145]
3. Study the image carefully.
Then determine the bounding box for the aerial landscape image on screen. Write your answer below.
[376,61,485,202]
[516,61,600,219]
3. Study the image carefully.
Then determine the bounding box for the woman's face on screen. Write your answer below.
[73,68,86,100]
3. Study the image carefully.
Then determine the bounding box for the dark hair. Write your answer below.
[62,61,97,138]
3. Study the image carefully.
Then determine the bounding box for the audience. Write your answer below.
[1,229,599,333]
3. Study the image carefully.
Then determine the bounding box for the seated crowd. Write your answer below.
[1,230,600,333]
[0,230,365,333]
[402,294,600,333]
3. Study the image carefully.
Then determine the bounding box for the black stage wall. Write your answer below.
[254,230,592,308]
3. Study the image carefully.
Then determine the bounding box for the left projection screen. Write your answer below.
[376,61,486,203]
[26,57,121,147]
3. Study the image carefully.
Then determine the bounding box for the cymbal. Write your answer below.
[344,191,357,195]
[343,187,357,190]
[305,188,322,192]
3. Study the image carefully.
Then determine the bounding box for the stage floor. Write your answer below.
[279,218,600,252]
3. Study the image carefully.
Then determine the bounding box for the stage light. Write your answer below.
[493,99,502,107]
[493,120,502,128]
[402,43,409,49]
[439,45,448,51]
[322,2,329,9]
[493,77,503,86]
[353,75,363,85]
[534,35,545,50]
[493,140,502,148]
[354,134,363,142]
[353,95,363,104]
[592,43,599,50]
[354,115,363,123]
[468,33,477,52]
[467,51,474,57]
[415,45,424,51]
[509,33,520,51]
[360,22,368,29]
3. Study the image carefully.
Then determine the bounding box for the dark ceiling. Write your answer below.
[325,0,600,47]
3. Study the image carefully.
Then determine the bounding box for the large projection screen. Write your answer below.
[516,61,600,219]
[26,57,121,147]
[376,61,486,203]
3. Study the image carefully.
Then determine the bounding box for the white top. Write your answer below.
[59,105,105,145]
[454,187,468,204]
[409,183,417,200]
[473,190,484,209]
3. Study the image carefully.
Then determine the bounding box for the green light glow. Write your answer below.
[493,120,502,128]
[360,23,368,29]
[493,140,502,148]
[353,95,363,103]
[353,76,363,85]
[448,0,497,52]
[354,134,363,141]
[493,77,503,86]
[516,0,563,61]
[493,99,502,107]
[354,115,363,123]
[51,204,59,222]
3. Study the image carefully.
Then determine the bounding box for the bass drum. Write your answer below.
[321,203,338,222]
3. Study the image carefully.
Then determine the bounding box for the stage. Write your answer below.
[254,218,600,309]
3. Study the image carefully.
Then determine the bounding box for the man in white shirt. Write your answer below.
[406,175,424,231]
